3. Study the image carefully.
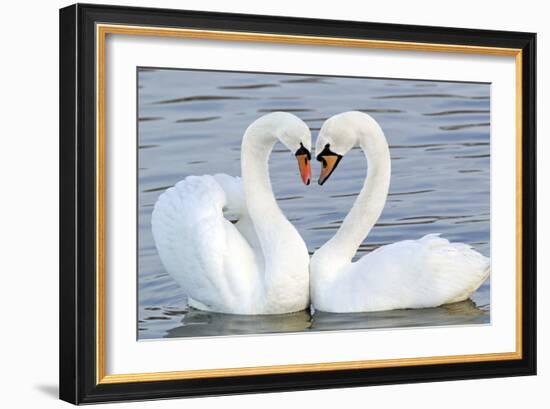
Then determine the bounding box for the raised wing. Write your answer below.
[151,174,260,312]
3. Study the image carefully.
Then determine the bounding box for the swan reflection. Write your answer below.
[164,299,487,338]
[165,309,311,338]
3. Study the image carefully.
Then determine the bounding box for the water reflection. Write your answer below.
[175,116,221,123]
[311,299,487,331]
[162,299,487,339]
[155,95,253,104]
[423,109,490,116]
[166,310,312,338]
[219,83,279,90]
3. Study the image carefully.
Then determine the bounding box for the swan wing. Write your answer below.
[332,234,490,312]
[151,174,260,313]
[211,174,262,254]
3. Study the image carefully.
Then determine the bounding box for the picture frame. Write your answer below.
[59,3,536,404]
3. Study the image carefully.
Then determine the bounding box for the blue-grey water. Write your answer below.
[138,68,490,340]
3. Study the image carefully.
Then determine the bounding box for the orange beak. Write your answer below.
[317,154,342,185]
[296,153,311,185]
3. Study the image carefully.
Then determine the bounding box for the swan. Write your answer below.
[152,112,312,315]
[310,111,490,313]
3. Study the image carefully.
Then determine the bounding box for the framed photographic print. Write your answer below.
[59,3,536,404]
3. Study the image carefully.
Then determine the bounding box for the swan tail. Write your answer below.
[446,263,490,304]
[418,234,490,305]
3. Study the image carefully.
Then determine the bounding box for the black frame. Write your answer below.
[60,3,536,404]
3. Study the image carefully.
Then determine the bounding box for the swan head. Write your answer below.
[314,112,361,185]
[270,112,312,185]
[315,111,385,185]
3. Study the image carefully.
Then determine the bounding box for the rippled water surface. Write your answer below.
[138,68,490,340]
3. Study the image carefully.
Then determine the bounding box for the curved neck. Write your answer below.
[318,122,391,264]
[241,120,291,263]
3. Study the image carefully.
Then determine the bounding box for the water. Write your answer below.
[138,68,490,340]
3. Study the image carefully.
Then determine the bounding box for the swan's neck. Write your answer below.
[315,123,391,268]
[241,122,296,282]
[241,126,283,229]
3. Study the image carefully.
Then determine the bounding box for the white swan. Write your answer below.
[152,112,312,315]
[310,111,490,313]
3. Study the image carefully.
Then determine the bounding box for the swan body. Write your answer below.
[311,111,490,313]
[152,112,311,315]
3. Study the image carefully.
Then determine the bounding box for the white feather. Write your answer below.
[314,235,489,312]
[152,175,261,313]
[151,113,311,315]
[311,112,490,313]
